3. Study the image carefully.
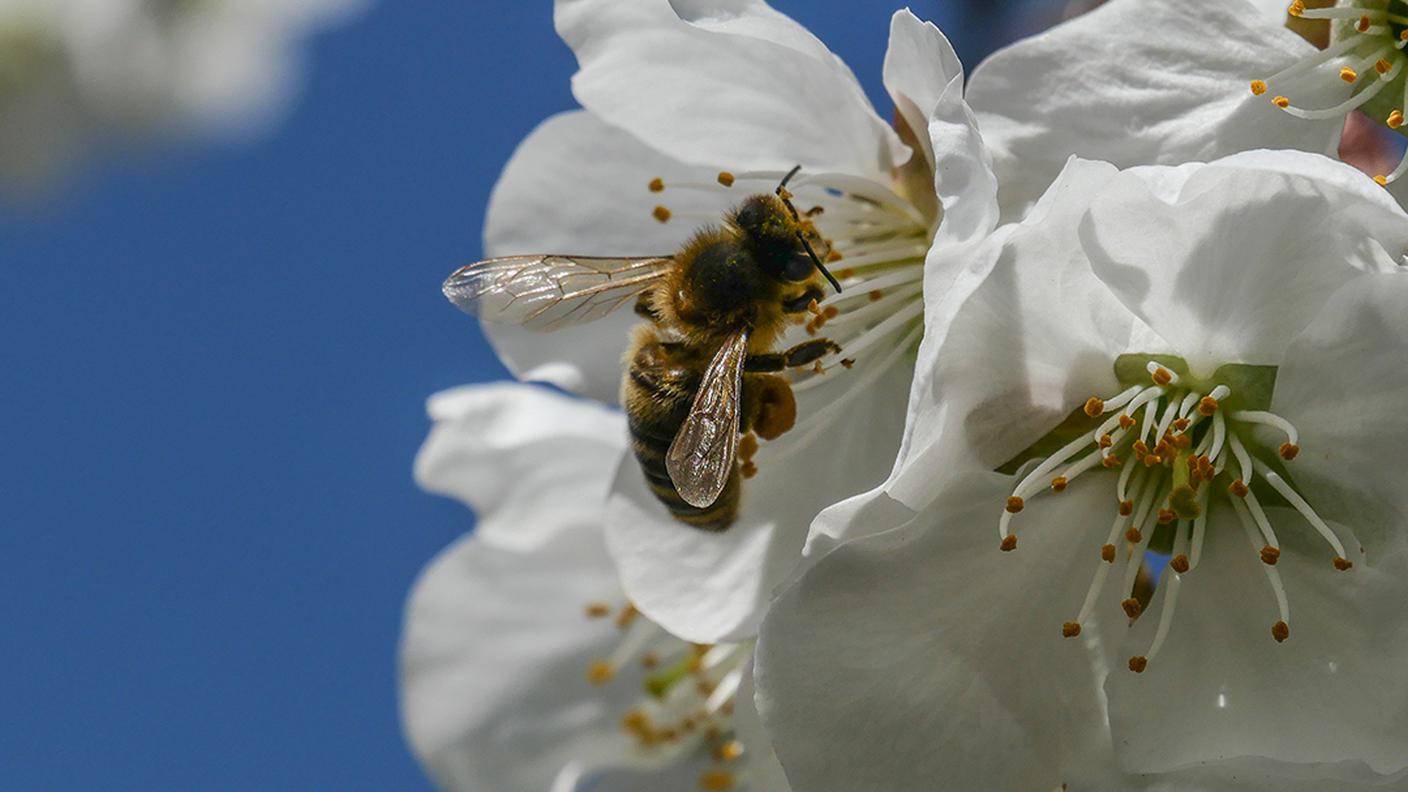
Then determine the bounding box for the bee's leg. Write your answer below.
[744,338,841,372]
[740,374,796,442]
[781,287,827,315]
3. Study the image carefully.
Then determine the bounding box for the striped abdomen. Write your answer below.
[624,337,740,531]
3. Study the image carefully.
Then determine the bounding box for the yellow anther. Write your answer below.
[1250,79,1268,96]
[1377,58,1393,75]
[826,249,844,263]
[713,740,745,762]
[1118,414,1135,430]
[1357,15,1372,33]
[1170,554,1190,574]
[1334,556,1354,571]
[699,770,737,791]
[1229,479,1250,498]
[1005,496,1025,514]
[588,660,615,686]
[1172,417,1190,431]
[1099,433,1114,449]
[1101,543,1117,563]
[1083,396,1104,417]
[1118,499,1134,516]
[1122,598,1143,619]
[1151,367,1173,386]
[1198,396,1220,416]
[585,602,612,619]
[1050,476,1069,492]
[1143,454,1163,467]
[1101,455,1123,469]
[1272,620,1290,643]
[1260,546,1281,566]
[648,177,665,192]
[652,205,672,223]
[616,603,640,629]
[1133,440,1150,457]
[1376,175,1390,187]
[1279,442,1300,460]
[1062,622,1082,638]
[1125,527,1143,543]
[1129,655,1148,673]
[1000,535,1018,552]
[1341,66,1359,83]
[868,289,886,302]
[716,171,735,187]
[1273,95,1291,109]
[1156,508,1176,524]
[1287,0,1304,17]
[1402,29,1408,41]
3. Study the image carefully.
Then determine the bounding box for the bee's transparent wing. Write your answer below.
[666,329,749,508]
[443,254,673,331]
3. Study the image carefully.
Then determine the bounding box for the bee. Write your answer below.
[443,167,844,531]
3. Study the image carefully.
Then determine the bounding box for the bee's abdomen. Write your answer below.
[624,340,740,531]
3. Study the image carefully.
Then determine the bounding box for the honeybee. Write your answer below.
[444,167,844,531]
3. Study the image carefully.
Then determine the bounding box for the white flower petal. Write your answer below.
[554,0,905,179]
[1272,273,1408,557]
[1079,152,1408,377]
[399,524,639,792]
[756,472,1124,792]
[734,656,792,792]
[414,383,624,552]
[1106,512,1408,779]
[481,110,735,404]
[883,9,999,247]
[967,0,1344,220]
[606,352,912,643]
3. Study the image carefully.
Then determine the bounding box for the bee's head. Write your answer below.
[733,195,820,284]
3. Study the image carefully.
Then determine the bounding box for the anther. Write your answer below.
[1260,546,1281,566]
[840,358,855,368]
[1122,598,1143,619]
[588,660,616,685]
[1102,455,1123,469]
[1288,0,1304,16]
[616,603,640,629]
[713,740,745,762]
[1170,554,1190,574]
[741,461,758,479]
[1132,440,1149,457]
[716,171,735,187]
[1229,479,1250,498]
[1377,175,1390,186]
[1198,396,1220,416]
[1005,496,1025,514]
[652,205,672,223]
[1101,543,1117,563]
[585,602,612,619]
[1144,454,1163,467]
[1084,397,1104,417]
[1377,58,1393,75]
[1274,96,1291,108]
[1000,535,1018,552]
[868,290,885,302]
[1062,622,1082,637]
[1118,500,1134,516]
[1334,556,1354,571]
[1250,79,1268,96]
[1119,414,1135,429]
[1272,620,1290,643]
[1151,367,1173,386]
[1051,476,1069,492]
[648,177,664,192]
[1099,434,1114,449]
[1156,508,1175,524]
[699,769,737,790]
[1129,655,1148,673]
[1357,15,1372,33]
[825,249,844,262]
[1279,442,1300,460]
[1172,417,1190,431]
[1125,527,1142,543]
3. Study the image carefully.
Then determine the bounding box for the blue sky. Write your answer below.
[0,1,1021,788]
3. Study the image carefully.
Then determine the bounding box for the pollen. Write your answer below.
[1144,454,1163,468]
[1250,80,1268,96]
[1151,367,1173,386]
[1133,440,1150,457]
[1083,397,1104,417]
[652,205,672,223]
[1172,417,1190,431]
[1334,556,1354,571]
[1272,620,1291,643]
[716,171,735,187]
[1376,175,1390,186]
[1287,0,1304,16]
[868,289,885,302]
[826,249,844,263]
[1157,508,1176,524]
[1102,455,1123,469]
[1128,655,1148,673]
[1229,479,1249,498]
[713,740,745,762]
[588,660,615,686]
[1274,96,1290,109]
[584,602,612,619]
[1005,496,1025,514]
[1062,622,1082,638]
[1118,499,1134,516]
[1377,58,1393,75]
[1357,15,1372,33]
[699,770,737,791]
[1099,434,1114,449]
[1170,554,1190,574]
[741,461,758,479]
[1125,527,1142,543]
[1050,476,1069,492]
[1198,396,1220,416]
[1000,535,1018,552]
[1118,414,1135,430]
[648,177,665,192]
[738,433,759,463]
[616,603,640,629]
[823,306,839,319]
[1341,66,1359,83]
[1101,543,1117,563]
[1260,546,1281,566]
[1122,598,1143,619]
[1279,442,1300,460]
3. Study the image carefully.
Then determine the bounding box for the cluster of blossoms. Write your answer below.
[402,1,1408,790]
[0,0,364,198]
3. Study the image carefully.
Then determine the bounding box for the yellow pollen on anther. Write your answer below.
[1250,79,1268,96]
[1151,367,1173,386]
[1274,95,1291,108]
[1000,535,1018,552]
[1099,434,1114,449]
[652,205,672,223]
[616,603,640,629]
[1118,414,1135,430]
[1198,396,1220,416]
[588,660,615,685]
[1101,543,1117,562]
[1261,546,1282,566]
[1229,479,1250,498]
[1172,417,1190,432]
[1334,556,1354,571]
[1376,175,1390,186]
[1051,476,1069,492]
[1133,440,1150,457]
[1125,527,1143,543]
[1083,397,1104,417]
[1102,455,1123,469]
[713,740,745,762]
[1143,454,1163,468]
[698,770,736,791]
[648,177,665,192]
[1279,442,1300,460]
[1272,621,1291,643]
[1157,508,1176,524]
[1357,15,1372,33]
[1129,656,1148,673]
[1062,622,1082,638]
[1118,499,1134,516]
[716,171,735,187]
[1122,598,1143,619]
[868,289,885,302]
[1342,66,1360,83]
[1378,58,1393,75]
[1005,496,1025,513]
[585,602,612,619]
[1170,554,1190,574]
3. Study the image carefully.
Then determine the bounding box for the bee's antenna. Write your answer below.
[778,164,803,191]
[797,233,842,294]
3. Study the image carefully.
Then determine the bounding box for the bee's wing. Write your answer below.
[443,254,673,331]
[666,329,749,509]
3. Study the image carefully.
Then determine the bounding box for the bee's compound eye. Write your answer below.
[782,254,814,282]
